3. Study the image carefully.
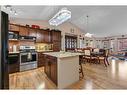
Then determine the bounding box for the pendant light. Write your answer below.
[85,15,93,38]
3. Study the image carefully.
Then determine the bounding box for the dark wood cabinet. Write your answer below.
[9,24,20,32]
[19,26,29,36]
[9,24,61,46]
[45,58,51,78]
[36,30,42,43]
[50,57,57,85]
[53,41,61,51]
[36,29,51,43]
[37,52,45,67]
[41,30,45,43]
[8,63,19,74]
[44,55,57,85]
[52,30,61,41]
[51,30,61,51]
[28,28,37,37]
[8,53,19,74]
[43,30,51,43]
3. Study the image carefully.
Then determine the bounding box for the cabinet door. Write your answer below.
[41,30,45,42]
[52,31,61,41]
[44,30,51,43]
[9,24,20,31]
[52,30,61,51]
[53,41,61,51]
[8,54,19,74]
[37,53,41,67]
[19,26,29,36]
[29,28,37,37]
[45,57,51,78]
[36,30,43,43]
[38,53,45,67]
[50,57,57,85]
[8,63,19,74]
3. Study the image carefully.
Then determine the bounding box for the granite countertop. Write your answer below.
[9,52,20,54]
[9,50,53,54]
[43,52,83,58]
[36,50,53,52]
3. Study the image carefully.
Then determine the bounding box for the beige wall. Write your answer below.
[10,18,86,50]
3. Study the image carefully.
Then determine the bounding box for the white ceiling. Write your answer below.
[2,6,127,37]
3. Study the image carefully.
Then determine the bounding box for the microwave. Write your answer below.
[9,32,19,39]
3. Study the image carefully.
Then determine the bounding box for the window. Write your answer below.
[118,38,127,51]
[65,35,77,51]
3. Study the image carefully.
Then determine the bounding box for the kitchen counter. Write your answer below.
[43,52,83,58]
[36,50,53,53]
[9,50,53,54]
[9,52,20,54]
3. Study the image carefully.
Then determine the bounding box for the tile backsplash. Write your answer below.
[35,43,53,51]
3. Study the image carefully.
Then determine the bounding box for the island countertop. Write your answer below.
[44,51,80,88]
[43,52,84,58]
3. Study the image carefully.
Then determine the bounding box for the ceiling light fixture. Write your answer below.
[49,8,71,26]
[2,5,18,16]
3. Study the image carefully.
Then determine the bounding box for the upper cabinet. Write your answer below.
[9,24,61,46]
[28,28,37,37]
[52,30,61,42]
[51,30,61,51]
[36,29,51,43]
[43,30,51,43]
[19,26,29,36]
[9,24,20,32]
[36,29,43,43]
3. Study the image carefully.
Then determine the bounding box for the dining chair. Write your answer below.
[93,48,99,53]
[83,49,97,64]
[75,48,83,52]
[83,49,91,63]
[97,49,110,67]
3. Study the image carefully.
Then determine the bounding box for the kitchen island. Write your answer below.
[43,52,81,89]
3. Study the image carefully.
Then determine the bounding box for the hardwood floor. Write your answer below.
[9,59,127,89]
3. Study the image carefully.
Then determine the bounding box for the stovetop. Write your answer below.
[19,49,36,53]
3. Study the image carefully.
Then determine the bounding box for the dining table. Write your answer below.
[91,51,104,57]
[90,51,105,64]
